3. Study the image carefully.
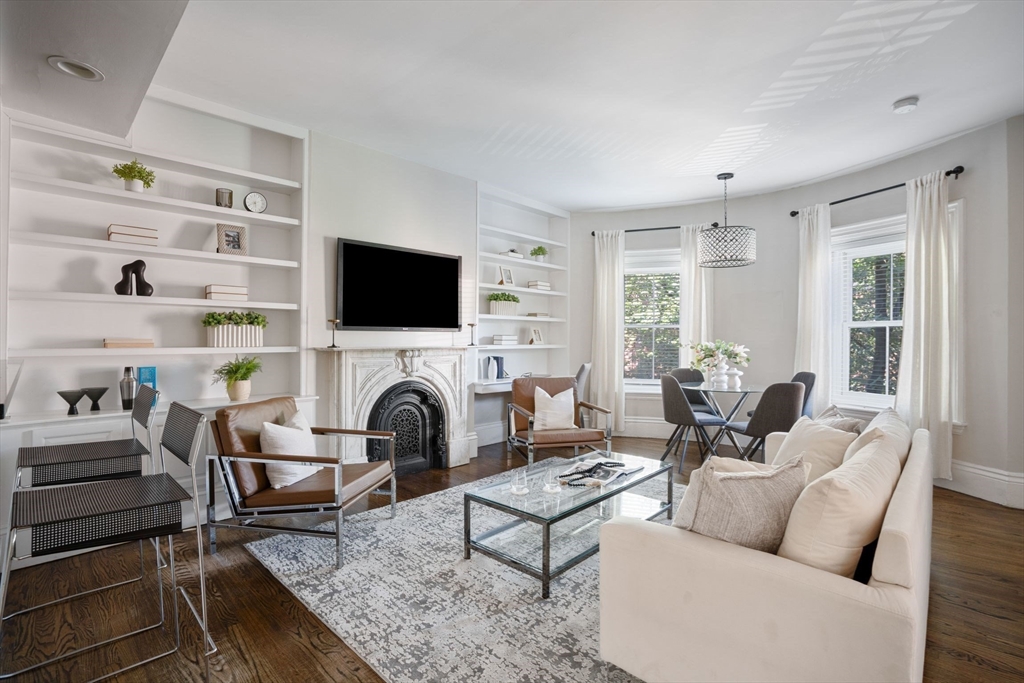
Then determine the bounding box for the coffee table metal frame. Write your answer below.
[463,454,672,598]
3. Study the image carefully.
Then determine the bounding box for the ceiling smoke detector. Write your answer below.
[47,55,105,82]
[892,96,919,114]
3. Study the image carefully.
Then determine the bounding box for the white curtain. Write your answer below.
[591,230,626,432]
[896,171,954,479]
[680,223,713,365]
[794,203,832,417]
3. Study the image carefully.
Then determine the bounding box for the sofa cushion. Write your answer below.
[244,461,391,509]
[262,410,322,489]
[673,455,808,554]
[778,436,902,577]
[814,405,867,434]
[514,428,606,445]
[771,416,857,483]
[863,408,913,466]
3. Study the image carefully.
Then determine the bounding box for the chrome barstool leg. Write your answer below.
[336,508,345,569]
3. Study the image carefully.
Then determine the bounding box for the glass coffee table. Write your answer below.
[463,452,672,598]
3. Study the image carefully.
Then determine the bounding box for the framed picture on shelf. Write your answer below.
[530,328,544,345]
[216,223,249,256]
[499,267,514,286]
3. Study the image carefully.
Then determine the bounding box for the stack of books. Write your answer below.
[500,250,525,259]
[491,335,519,346]
[527,312,550,318]
[108,224,158,246]
[103,338,154,349]
[528,280,551,291]
[205,284,248,301]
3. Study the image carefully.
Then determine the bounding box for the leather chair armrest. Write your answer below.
[311,427,396,439]
[227,451,340,466]
[508,403,535,418]
[579,401,610,414]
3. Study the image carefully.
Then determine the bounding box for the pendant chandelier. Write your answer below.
[699,172,756,268]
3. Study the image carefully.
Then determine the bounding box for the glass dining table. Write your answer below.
[680,382,765,450]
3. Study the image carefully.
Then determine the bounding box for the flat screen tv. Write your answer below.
[337,239,461,331]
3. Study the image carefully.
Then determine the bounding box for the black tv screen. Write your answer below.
[337,239,461,331]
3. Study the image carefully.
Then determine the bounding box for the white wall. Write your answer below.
[304,132,478,426]
[571,116,1024,504]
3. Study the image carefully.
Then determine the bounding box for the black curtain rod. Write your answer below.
[788,165,964,217]
[591,224,708,236]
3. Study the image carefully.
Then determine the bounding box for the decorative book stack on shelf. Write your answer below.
[491,335,519,346]
[108,223,158,246]
[206,284,248,301]
[103,338,155,349]
[528,280,550,291]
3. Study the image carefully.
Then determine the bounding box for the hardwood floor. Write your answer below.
[2,438,1021,682]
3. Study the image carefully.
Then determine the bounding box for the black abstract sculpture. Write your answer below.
[114,260,154,296]
[57,389,87,416]
[83,387,108,411]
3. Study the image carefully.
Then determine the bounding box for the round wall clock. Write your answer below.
[244,191,267,213]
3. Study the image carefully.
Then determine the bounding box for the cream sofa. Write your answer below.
[600,428,932,683]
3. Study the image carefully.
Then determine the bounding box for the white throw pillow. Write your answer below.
[261,410,322,489]
[673,455,809,554]
[534,387,576,431]
[863,408,913,466]
[778,436,902,577]
[771,416,857,484]
[814,405,867,434]
[842,426,885,463]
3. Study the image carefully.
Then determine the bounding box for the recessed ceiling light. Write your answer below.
[892,96,919,114]
[47,55,104,82]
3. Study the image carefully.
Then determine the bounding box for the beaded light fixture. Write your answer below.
[699,172,756,268]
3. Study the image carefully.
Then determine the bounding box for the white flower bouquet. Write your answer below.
[688,340,751,373]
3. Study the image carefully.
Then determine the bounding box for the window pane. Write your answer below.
[849,327,888,394]
[624,327,654,380]
[851,254,892,322]
[625,273,680,325]
[891,252,905,321]
[888,326,903,396]
[653,327,680,378]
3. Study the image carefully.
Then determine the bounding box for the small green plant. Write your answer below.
[487,292,520,303]
[530,246,548,257]
[111,158,156,188]
[212,355,263,385]
[201,311,268,328]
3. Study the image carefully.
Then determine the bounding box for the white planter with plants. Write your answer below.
[488,292,520,316]
[530,245,548,263]
[203,311,267,348]
[213,355,262,402]
[112,158,155,194]
[689,340,751,386]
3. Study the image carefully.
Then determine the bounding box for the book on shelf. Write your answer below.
[527,312,550,317]
[527,280,550,286]
[103,338,155,348]
[528,284,551,291]
[490,339,519,345]
[107,233,158,246]
[108,224,158,238]
[499,250,525,259]
[205,292,249,301]
[205,284,249,295]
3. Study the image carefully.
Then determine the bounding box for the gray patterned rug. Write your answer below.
[245,460,684,683]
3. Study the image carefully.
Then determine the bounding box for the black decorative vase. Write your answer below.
[57,389,87,416]
[83,387,108,411]
[114,260,153,296]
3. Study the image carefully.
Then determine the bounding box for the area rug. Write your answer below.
[245,461,684,683]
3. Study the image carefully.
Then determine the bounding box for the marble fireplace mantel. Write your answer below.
[316,347,476,467]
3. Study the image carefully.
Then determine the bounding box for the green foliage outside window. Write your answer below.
[624,272,680,380]
[847,251,904,396]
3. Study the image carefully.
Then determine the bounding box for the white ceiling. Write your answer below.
[0,0,187,137]
[151,0,1022,211]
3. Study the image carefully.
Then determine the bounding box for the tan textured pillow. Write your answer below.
[778,437,902,577]
[842,426,884,463]
[863,408,912,466]
[772,416,857,483]
[814,405,867,434]
[673,455,809,554]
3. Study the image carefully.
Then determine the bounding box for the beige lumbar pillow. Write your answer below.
[778,435,902,577]
[533,387,576,430]
[814,405,867,434]
[673,455,809,554]
[772,416,857,484]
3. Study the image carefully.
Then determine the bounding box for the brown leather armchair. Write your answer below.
[206,396,396,569]
[506,377,611,465]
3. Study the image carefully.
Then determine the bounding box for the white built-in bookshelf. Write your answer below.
[1,91,309,412]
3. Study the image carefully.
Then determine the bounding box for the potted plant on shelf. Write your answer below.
[213,355,262,402]
[111,158,156,193]
[530,245,549,263]
[487,291,520,316]
[202,311,267,348]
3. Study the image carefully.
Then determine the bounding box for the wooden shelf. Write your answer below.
[11,232,299,269]
[9,346,298,358]
[476,344,566,350]
[479,252,567,271]
[12,122,301,193]
[10,291,298,310]
[478,314,565,322]
[479,283,566,297]
[478,224,567,248]
[11,173,301,228]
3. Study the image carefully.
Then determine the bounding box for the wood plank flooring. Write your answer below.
[2,438,1021,682]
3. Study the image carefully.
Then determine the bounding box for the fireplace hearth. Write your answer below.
[367,381,446,474]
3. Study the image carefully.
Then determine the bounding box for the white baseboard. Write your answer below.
[475,420,508,447]
[620,416,676,439]
[936,459,1024,509]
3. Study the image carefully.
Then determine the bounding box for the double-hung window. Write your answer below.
[623,249,681,386]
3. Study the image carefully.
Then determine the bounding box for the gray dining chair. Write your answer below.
[725,382,805,462]
[660,374,726,473]
[665,367,715,448]
[747,371,816,419]
[575,362,592,403]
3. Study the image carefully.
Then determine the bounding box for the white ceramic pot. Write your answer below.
[125,178,144,193]
[711,359,729,384]
[207,325,264,348]
[534,254,546,263]
[226,379,251,402]
[725,368,744,387]
[489,300,517,316]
